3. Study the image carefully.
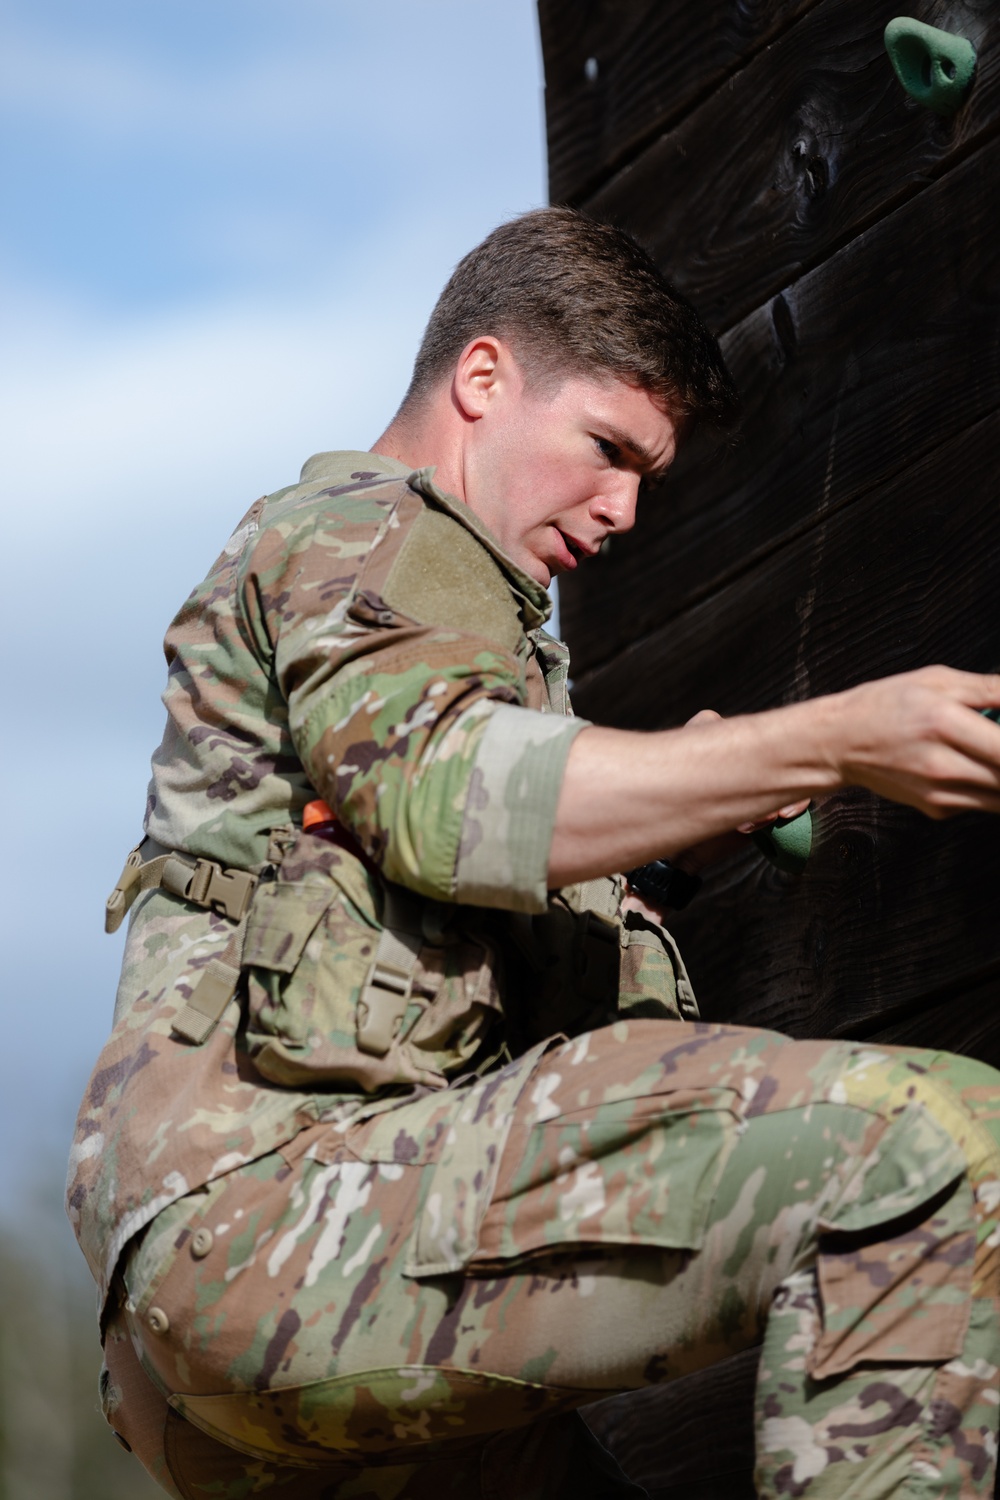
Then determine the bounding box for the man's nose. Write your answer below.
[593,475,640,533]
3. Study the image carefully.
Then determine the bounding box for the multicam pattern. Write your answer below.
[99,1316,646,1500]
[104,1023,1000,1498]
[145,449,582,903]
[753,1045,1000,1498]
[68,451,682,1305]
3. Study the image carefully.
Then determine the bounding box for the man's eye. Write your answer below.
[595,437,619,463]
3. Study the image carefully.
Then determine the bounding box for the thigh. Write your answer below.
[122,1019,750,1417]
[121,1021,1000,1470]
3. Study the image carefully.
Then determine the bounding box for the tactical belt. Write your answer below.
[105,834,429,1056]
[105,838,259,1045]
[105,841,256,933]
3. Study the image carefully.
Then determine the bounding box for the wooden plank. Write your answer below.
[667,804,1000,1039]
[569,410,1000,1038]
[583,0,1000,334]
[539,0,820,206]
[868,970,1000,1069]
[583,1349,757,1500]
[559,132,1000,679]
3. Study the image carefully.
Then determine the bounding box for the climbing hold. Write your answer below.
[884,18,976,115]
[752,806,813,875]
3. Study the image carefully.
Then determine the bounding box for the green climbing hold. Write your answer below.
[752,807,813,875]
[884,18,976,115]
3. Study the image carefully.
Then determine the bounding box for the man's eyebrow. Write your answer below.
[600,423,670,479]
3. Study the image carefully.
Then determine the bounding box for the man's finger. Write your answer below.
[941,703,1000,772]
[920,666,1000,710]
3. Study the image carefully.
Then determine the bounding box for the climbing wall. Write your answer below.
[538,2,1000,1494]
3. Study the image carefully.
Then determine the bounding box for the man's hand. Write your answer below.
[828,665,1000,818]
[552,666,1000,889]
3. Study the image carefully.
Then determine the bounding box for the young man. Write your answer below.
[70,208,1000,1499]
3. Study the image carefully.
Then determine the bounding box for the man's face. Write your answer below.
[462,364,679,589]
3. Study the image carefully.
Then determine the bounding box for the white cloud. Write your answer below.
[2,182,521,528]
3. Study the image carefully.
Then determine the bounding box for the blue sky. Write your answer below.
[0,0,547,1214]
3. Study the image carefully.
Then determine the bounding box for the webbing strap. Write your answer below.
[171,932,245,1045]
[355,884,424,1057]
[105,841,256,934]
[104,836,260,1046]
[105,846,159,933]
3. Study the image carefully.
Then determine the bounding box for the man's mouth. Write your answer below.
[553,529,592,570]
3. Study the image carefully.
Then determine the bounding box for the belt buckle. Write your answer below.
[198,861,256,922]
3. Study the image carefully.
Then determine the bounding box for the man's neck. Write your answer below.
[371,395,468,502]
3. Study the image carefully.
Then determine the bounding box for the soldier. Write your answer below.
[69,207,1000,1499]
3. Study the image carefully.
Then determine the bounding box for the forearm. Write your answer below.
[550,666,1000,887]
[549,697,842,887]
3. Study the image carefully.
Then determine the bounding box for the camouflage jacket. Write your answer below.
[67,451,696,1312]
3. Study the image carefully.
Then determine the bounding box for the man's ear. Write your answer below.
[451,336,510,421]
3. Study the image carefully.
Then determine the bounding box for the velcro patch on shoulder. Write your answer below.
[382,505,524,654]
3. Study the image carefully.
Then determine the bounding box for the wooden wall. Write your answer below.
[538,1,1000,1493]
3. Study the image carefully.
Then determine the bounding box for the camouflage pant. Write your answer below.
[102,1021,1000,1498]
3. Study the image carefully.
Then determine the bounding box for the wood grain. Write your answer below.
[559,132,1000,679]
[868,970,1000,1067]
[583,1349,758,1499]
[539,0,821,205]
[582,0,1000,334]
[668,801,1000,1040]
[569,410,1000,1036]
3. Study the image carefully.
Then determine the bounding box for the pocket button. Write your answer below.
[147,1306,170,1336]
[191,1227,214,1259]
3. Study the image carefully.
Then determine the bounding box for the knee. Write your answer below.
[101,1310,185,1500]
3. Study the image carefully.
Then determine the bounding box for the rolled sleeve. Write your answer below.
[453,702,591,913]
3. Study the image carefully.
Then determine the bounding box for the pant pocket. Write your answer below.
[464,1028,741,1267]
[809,1104,974,1380]
[472,1091,740,1267]
[347,1040,554,1278]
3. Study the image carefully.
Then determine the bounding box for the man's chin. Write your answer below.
[519,552,553,588]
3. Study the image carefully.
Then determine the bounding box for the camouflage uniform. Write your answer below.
[70,452,1000,1498]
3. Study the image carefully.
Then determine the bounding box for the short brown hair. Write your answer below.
[403,206,738,431]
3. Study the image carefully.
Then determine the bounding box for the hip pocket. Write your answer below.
[243,855,503,1094]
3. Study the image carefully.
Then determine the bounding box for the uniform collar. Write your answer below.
[298,449,553,631]
[405,465,552,631]
[299,449,411,485]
